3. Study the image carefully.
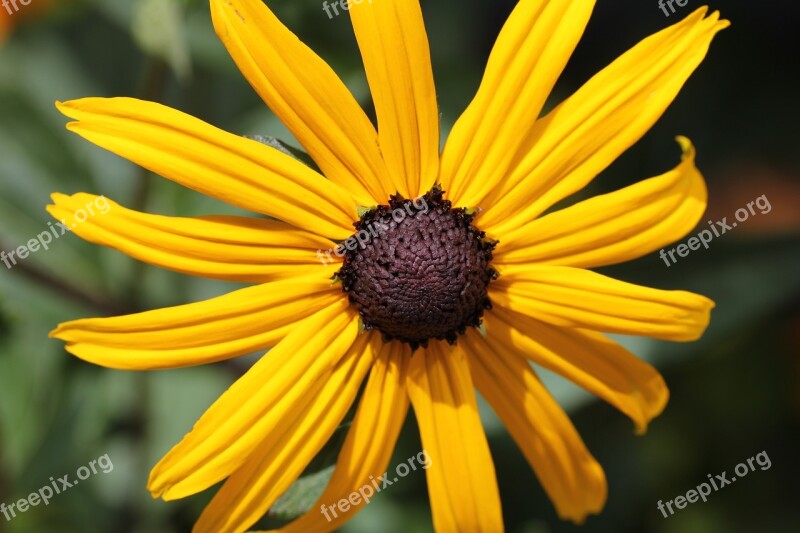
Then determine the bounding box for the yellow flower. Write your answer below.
[49,1,727,531]
[0,10,10,40]
[0,0,54,42]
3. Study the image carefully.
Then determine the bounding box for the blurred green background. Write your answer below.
[1,0,798,532]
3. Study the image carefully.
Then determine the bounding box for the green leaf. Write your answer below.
[268,418,354,520]
[132,0,191,80]
[269,465,336,521]
[245,135,321,172]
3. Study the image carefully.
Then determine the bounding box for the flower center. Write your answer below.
[337,186,497,349]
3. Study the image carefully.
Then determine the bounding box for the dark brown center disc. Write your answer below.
[337,186,497,349]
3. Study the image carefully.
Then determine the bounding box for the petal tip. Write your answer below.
[49,192,70,204]
[55,99,82,118]
[674,135,696,160]
[48,325,64,339]
[147,473,167,500]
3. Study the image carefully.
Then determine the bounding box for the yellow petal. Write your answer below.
[407,341,504,532]
[440,0,595,206]
[210,0,391,205]
[463,329,606,523]
[56,98,358,240]
[148,300,358,500]
[47,193,340,283]
[480,8,729,234]
[494,137,706,268]
[486,309,668,434]
[50,273,343,370]
[491,265,714,342]
[193,333,378,533]
[349,0,440,198]
[249,342,409,533]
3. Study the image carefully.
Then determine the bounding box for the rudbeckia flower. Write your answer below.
[49,0,727,531]
[0,0,54,42]
[0,10,10,40]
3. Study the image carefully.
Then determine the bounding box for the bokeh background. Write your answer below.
[1,0,798,532]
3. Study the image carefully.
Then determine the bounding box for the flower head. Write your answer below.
[49,1,727,531]
[0,0,54,42]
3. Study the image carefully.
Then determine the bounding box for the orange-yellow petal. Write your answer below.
[491,265,714,342]
[57,97,358,240]
[210,0,392,205]
[494,137,706,268]
[407,341,504,532]
[440,0,595,206]
[486,309,668,434]
[480,8,729,234]
[50,273,343,370]
[464,329,606,523]
[193,333,378,533]
[349,0,440,198]
[266,341,410,533]
[148,300,358,500]
[47,193,339,283]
